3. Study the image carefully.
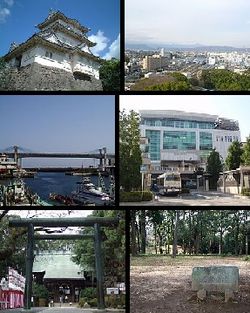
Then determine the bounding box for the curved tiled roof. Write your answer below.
[37,10,90,34]
[33,252,91,279]
[4,33,102,64]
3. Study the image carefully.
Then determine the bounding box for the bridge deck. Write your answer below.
[6,153,115,159]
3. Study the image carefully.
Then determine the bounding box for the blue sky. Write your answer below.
[0,95,115,167]
[126,0,250,47]
[0,0,120,59]
[120,95,250,142]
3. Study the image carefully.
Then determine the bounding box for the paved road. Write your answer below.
[120,191,250,206]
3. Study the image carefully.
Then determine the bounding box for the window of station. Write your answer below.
[200,132,213,150]
[163,131,196,150]
[145,130,161,160]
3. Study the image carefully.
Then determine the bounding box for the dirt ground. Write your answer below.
[130,256,250,313]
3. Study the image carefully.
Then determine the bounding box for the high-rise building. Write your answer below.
[140,110,240,174]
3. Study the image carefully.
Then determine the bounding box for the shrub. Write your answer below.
[88,298,98,307]
[242,188,250,196]
[32,283,49,299]
[244,256,250,261]
[180,188,190,194]
[78,297,88,307]
[105,294,125,308]
[120,191,153,202]
[80,287,97,301]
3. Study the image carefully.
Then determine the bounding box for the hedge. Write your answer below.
[241,188,250,196]
[120,191,153,202]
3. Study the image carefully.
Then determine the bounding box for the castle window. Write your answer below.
[45,51,53,59]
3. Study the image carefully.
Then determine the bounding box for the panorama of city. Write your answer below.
[125,47,250,91]
[125,1,250,91]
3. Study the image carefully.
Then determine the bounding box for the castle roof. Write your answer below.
[38,20,96,47]
[4,32,102,64]
[4,11,100,62]
[37,10,90,34]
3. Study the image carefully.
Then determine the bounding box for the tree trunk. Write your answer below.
[188,210,192,255]
[130,211,137,256]
[154,224,158,254]
[219,229,223,255]
[246,234,249,256]
[234,212,239,256]
[172,210,179,258]
[140,210,146,254]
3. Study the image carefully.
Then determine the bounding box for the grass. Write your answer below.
[131,254,247,267]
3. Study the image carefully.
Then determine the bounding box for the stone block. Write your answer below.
[192,266,239,292]
[197,289,206,300]
[225,289,234,302]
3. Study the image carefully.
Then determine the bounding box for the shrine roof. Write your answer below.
[32,252,92,279]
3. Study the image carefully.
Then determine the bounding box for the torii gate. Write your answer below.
[9,216,120,310]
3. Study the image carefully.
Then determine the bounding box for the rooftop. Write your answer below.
[33,252,89,280]
[139,110,218,123]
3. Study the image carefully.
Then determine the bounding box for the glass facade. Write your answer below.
[199,132,213,150]
[145,130,161,160]
[163,131,196,150]
[143,118,214,129]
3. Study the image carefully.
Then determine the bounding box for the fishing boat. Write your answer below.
[71,177,111,206]
[0,178,50,206]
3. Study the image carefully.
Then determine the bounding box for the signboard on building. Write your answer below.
[8,268,25,292]
[140,165,148,173]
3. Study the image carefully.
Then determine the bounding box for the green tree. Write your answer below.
[99,58,120,91]
[72,210,125,287]
[206,149,223,189]
[0,213,27,277]
[200,69,250,91]
[225,141,243,170]
[145,80,191,91]
[119,110,142,191]
[242,136,250,165]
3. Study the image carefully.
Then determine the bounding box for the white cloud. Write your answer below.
[103,34,120,60]
[126,0,250,47]
[0,7,10,23]
[4,0,14,6]
[89,30,109,56]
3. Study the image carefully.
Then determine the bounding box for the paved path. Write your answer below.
[0,309,94,313]
[0,308,124,313]
[120,191,250,206]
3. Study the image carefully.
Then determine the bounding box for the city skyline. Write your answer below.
[120,95,250,142]
[0,0,120,60]
[126,0,250,48]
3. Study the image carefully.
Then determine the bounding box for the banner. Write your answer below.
[8,268,25,292]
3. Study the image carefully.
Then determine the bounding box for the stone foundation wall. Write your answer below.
[0,63,102,91]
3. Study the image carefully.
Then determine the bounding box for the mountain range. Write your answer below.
[126,43,250,52]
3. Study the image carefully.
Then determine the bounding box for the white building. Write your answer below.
[4,11,101,80]
[140,110,241,173]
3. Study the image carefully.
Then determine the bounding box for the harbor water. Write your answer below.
[2,172,112,204]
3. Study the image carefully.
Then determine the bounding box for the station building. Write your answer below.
[139,110,241,187]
